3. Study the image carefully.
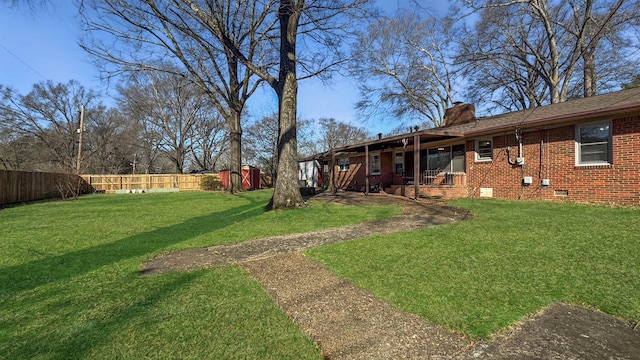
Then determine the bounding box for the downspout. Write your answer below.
[365,145,370,195]
[413,134,420,200]
[331,150,337,194]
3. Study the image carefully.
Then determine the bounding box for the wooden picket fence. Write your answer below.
[0,170,93,206]
[80,173,216,193]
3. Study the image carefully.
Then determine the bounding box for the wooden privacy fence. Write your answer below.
[0,170,93,206]
[81,173,217,193]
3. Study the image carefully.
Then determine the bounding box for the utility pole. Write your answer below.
[76,105,85,174]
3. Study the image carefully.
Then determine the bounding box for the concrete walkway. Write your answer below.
[242,252,473,359]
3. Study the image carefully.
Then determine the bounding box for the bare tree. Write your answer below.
[455,0,639,112]
[456,3,547,112]
[84,107,139,174]
[351,12,457,127]
[559,0,638,97]
[255,0,375,209]
[243,113,279,179]
[82,0,374,208]
[187,0,374,208]
[190,112,228,172]
[117,71,215,174]
[127,105,164,174]
[81,0,274,190]
[0,0,48,10]
[318,117,371,151]
[0,81,99,173]
[296,117,319,158]
[0,131,41,170]
[622,74,640,89]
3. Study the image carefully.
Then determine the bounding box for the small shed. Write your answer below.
[220,165,261,190]
[298,159,323,188]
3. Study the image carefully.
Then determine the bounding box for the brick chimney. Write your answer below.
[444,102,476,127]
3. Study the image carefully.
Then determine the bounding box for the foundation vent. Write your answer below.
[554,190,569,197]
[479,188,493,197]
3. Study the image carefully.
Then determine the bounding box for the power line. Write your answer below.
[0,42,48,81]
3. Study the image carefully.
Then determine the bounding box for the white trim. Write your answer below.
[370,152,381,175]
[475,138,493,162]
[394,151,404,175]
[575,121,612,166]
[337,157,350,172]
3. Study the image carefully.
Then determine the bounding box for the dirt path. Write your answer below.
[141,192,640,359]
[141,193,465,275]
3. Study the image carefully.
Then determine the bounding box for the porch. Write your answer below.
[386,171,468,199]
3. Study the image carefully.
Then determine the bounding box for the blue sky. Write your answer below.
[0,0,449,135]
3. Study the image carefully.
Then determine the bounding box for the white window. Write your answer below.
[576,123,612,165]
[370,154,381,174]
[338,157,350,171]
[395,153,403,174]
[475,139,493,162]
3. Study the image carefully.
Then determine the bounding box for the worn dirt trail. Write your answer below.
[141,193,464,275]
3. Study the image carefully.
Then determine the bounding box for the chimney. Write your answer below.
[443,103,476,127]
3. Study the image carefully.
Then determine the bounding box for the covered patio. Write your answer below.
[315,128,468,200]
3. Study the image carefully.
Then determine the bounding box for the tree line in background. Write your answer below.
[1,0,639,209]
[353,0,640,126]
[0,78,370,176]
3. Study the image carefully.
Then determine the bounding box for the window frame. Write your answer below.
[394,152,404,175]
[337,157,350,172]
[475,138,493,162]
[370,152,381,175]
[425,144,466,173]
[575,121,612,166]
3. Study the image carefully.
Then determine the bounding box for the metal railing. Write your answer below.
[421,170,465,186]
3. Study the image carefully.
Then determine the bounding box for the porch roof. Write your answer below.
[301,87,640,162]
[305,129,464,161]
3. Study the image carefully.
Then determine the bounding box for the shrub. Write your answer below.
[200,175,223,191]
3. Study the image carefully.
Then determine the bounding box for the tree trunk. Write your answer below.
[583,50,597,97]
[228,110,244,193]
[268,0,305,210]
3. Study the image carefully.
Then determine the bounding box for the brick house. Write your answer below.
[303,87,640,206]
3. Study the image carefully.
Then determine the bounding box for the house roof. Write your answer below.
[304,87,640,160]
[452,86,640,137]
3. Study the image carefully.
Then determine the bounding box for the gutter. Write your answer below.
[463,103,640,138]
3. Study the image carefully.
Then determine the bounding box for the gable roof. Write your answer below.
[451,87,640,137]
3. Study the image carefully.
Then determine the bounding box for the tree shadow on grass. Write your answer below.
[8,270,207,359]
[0,194,264,299]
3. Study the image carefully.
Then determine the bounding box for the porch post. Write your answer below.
[365,145,370,195]
[331,150,337,194]
[413,134,420,200]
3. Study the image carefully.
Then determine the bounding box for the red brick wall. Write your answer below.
[466,115,640,206]
[344,152,394,191]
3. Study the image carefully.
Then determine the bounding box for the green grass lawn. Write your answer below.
[0,190,400,359]
[307,199,640,340]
